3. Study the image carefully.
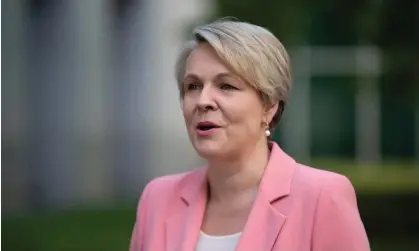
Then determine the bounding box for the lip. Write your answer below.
[196,121,220,136]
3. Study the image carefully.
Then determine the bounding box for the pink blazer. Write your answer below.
[129,142,370,251]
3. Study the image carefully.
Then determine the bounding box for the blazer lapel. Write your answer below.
[166,142,297,251]
[165,168,207,251]
[235,142,297,251]
[235,192,287,251]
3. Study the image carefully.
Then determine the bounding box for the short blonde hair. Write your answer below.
[175,19,292,131]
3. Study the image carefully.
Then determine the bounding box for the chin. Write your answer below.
[192,140,225,159]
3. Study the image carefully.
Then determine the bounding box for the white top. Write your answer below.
[195,231,242,251]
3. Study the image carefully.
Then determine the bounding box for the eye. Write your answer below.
[220,83,237,90]
[185,82,201,91]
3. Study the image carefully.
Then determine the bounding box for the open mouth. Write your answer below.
[197,125,216,131]
[196,122,219,131]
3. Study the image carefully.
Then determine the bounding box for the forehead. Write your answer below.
[184,43,231,77]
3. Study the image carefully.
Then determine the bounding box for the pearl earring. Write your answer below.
[264,122,271,137]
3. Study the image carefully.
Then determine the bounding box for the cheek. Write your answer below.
[224,102,263,132]
[181,99,194,124]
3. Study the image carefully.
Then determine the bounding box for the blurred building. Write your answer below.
[2,0,213,215]
[2,0,418,216]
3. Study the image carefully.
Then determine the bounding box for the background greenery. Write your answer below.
[3,163,419,251]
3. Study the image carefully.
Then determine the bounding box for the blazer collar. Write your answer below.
[167,142,297,251]
[259,141,296,202]
[179,141,297,204]
[166,167,207,251]
[235,142,297,251]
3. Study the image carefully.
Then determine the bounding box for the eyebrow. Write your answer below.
[183,72,239,81]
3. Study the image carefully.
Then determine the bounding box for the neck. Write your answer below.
[206,139,271,203]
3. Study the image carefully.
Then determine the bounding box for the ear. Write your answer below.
[180,97,185,110]
[264,102,279,125]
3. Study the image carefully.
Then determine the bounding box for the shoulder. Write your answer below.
[292,163,357,201]
[297,165,370,250]
[139,167,206,203]
[296,164,353,187]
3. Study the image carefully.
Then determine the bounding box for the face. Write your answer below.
[181,43,277,160]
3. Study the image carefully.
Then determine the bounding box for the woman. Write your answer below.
[129,20,370,251]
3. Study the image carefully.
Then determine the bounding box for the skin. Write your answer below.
[181,42,278,235]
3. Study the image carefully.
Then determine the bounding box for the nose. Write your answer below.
[197,85,217,111]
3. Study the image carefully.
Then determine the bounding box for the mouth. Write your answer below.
[196,121,220,131]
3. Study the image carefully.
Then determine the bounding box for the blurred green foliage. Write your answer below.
[3,163,419,251]
[210,0,419,159]
[3,197,418,251]
[2,209,134,251]
[313,160,419,193]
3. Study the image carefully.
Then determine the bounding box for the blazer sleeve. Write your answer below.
[311,175,370,251]
[129,182,152,251]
